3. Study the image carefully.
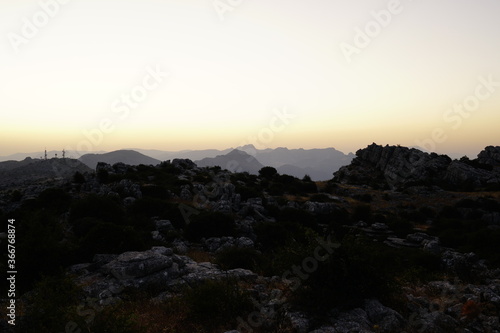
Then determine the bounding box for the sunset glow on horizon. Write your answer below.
[1,0,499,158]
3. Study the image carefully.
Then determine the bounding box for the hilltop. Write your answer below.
[0,157,92,189]
[79,149,161,169]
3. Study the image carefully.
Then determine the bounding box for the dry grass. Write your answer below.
[186,249,214,263]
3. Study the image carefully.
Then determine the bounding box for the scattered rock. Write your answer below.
[364,299,405,333]
[331,308,372,333]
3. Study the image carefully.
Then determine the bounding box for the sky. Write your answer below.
[1,0,499,158]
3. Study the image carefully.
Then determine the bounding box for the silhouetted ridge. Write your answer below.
[79,150,161,169]
[334,143,500,190]
[195,149,264,174]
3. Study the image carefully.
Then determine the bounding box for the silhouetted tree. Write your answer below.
[258,166,278,179]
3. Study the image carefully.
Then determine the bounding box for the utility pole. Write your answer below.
[44,149,47,160]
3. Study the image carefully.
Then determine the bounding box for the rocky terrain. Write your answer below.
[334,144,500,190]
[0,144,499,333]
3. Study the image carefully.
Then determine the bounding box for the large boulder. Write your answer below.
[101,247,174,279]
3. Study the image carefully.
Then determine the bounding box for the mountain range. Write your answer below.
[0,145,355,181]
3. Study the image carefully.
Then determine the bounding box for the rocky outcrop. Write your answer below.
[203,236,254,253]
[334,144,500,190]
[477,146,500,167]
[70,246,258,305]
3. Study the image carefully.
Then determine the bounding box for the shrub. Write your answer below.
[455,198,480,209]
[215,247,264,272]
[19,273,82,333]
[10,189,23,202]
[70,194,125,224]
[140,184,169,199]
[15,210,74,292]
[291,236,442,314]
[90,304,141,333]
[259,166,278,179]
[185,212,236,242]
[127,198,185,228]
[292,237,397,312]
[73,171,86,184]
[183,279,252,330]
[235,183,263,201]
[387,217,414,238]
[37,188,72,214]
[352,204,372,222]
[352,193,373,203]
[254,220,293,251]
[79,222,146,258]
[309,193,333,203]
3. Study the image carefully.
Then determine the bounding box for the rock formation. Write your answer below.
[334,143,500,190]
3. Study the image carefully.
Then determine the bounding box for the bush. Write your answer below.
[259,166,278,179]
[73,171,86,184]
[271,174,317,195]
[292,237,397,312]
[37,188,72,213]
[70,194,125,224]
[19,273,82,333]
[254,220,293,251]
[387,218,414,238]
[10,189,23,202]
[215,247,264,272]
[352,193,373,203]
[183,279,252,330]
[127,199,185,228]
[185,212,236,242]
[79,222,146,258]
[15,210,74,292]
[291,236,442,314]
[141,184,169,199]
[352,204,372,222]
[309,193,334,203]
[90,304,141,333]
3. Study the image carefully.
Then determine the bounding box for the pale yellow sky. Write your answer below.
[1,0,499,158]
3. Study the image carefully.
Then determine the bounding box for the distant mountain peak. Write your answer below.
[79,150,160,169]
[238,144,257,150]
[195,149,264,174]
